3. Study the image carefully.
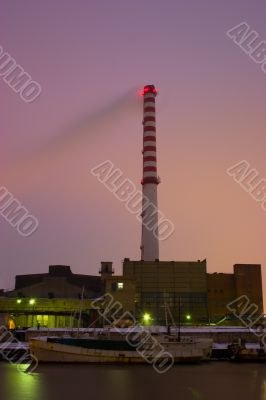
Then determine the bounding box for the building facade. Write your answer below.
[106,259,209,324]
[0,297,98,329]
[0,265,103,329]
[105,261,264,325]
[0,262,263,328]
[207,264,263,323]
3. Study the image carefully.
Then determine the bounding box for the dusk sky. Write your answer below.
[1,0,266,297]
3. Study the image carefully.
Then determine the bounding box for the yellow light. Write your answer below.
[186,314,191,320]
[29,299,36,305]
[16,299,22,304]
[7,318,16,330]
[143,313,151,324]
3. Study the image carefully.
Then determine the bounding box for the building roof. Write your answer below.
[13,265,103,297]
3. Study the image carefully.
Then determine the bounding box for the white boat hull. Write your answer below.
[29,338,204,364]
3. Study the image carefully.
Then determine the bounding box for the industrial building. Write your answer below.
[6,265,103,299]
[207,264,263,322]
[124,259,208,324]
[0,265,103,329]
[0,261,263,328]
[105,260,263,325]
[0,297,97,330]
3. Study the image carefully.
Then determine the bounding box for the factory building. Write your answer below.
[106,260,264,325]
[207,264,263,323]
[0,297,97,329]
[0,261,263,328]
[123,259,208,324]
[0,265,103,329]
[6,265,103,299]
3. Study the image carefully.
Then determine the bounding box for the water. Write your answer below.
[0,362,266,400]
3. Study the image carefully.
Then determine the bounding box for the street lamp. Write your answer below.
[16,299,22,304]
[29,299,36,305]
[142,312,152,325]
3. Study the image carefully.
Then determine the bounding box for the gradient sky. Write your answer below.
[1,0,266,299]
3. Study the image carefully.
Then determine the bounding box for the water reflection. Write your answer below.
[1,362,266,400]
[1,364,44,400]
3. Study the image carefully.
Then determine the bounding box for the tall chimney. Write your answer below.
[140,84,160,261]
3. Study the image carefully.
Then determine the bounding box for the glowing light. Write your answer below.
[16,299,22,304]
[186,314,191,321]
[143,313,152,324]
[140,85,157,96]
[7,318,16,330]
[117,282,124,290]
[29,299,36,305]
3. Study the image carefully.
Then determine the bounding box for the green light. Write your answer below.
[16,299,22,304]
[29,299,36,305]
[186,314,191,321]
[143,313,152,324]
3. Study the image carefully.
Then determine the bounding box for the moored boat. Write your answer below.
[156,334,213,361]
[29,335,206,364]
[228,339,266,362]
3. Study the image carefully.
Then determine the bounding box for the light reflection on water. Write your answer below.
[1,362,266,400]
[1,364,45,400]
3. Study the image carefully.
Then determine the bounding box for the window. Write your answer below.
[118,282,124,290]
[37,315,48,327]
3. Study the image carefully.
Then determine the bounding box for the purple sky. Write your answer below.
[1,0,266,298]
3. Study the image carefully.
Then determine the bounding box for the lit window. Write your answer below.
[37,315,48,327]
[117,282,124,290]
[8,318,16,330]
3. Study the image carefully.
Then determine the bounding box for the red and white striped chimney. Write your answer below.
[140,84,160,261]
